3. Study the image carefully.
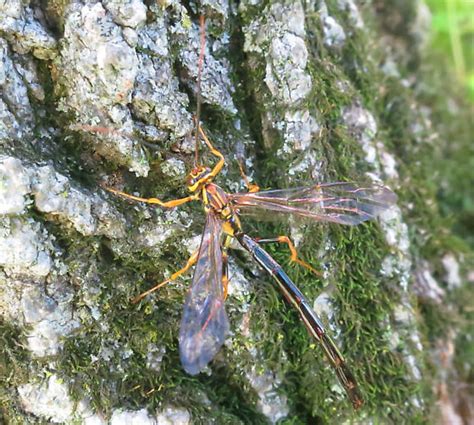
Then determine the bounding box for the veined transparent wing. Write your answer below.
[230,182,397,225]
[179,211,229,375]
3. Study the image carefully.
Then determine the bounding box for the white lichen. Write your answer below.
[322,16,346,48]
[1,280,80,356]
[0,2,57,59]
[280,109,320,155]
[18,375,103,424]
[245,366,289,423]
[337,0,364,29]
[103,0,148,29]
[414,263,445,303]
[0,158,128,239]
[160,158,187,179]
[313,292,336,329]
[133,13,193,138]
[110,406,191,425]
[33,166,96,235]
[243,0,318,169]
[155,407,191,425]
[441,253,462,289]
[0,39,35,141]
[55,2,148,176]
[244,1,311,104]
[178,21,236,114]
[317,2,347,49]
[0,217,53,278]
[0,156,31,214]
[145,344,166,372]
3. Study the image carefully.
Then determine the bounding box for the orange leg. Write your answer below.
[256,236,321,276]
[132,249,199,303]
[237,161,260,193]
[105,186,198,208]
[198,126,225,179]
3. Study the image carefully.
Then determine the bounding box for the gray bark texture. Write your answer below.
[0,0,472,424]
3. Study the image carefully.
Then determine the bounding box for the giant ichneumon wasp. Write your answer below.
[105,15,396,409]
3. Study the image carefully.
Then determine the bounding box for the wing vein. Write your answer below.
[230,182,397,225]
[178,212,229,375]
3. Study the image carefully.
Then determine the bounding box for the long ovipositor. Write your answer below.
[236,233,364,409]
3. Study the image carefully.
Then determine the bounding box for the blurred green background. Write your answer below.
[425,0,474,101]
[422,0,474,248]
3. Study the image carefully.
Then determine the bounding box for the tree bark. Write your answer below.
[0,1,472,424]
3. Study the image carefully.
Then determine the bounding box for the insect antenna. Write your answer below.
[194,15,206,167]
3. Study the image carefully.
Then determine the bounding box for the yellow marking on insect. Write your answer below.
[222,221,235,236]
[202,187,209,206]
[221,206,232,218]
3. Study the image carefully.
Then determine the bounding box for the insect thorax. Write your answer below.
[186,166,212,192]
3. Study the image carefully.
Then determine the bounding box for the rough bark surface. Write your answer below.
[0,1,472,424]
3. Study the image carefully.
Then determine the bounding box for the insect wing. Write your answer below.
[230,182,397,225]
[179,212,229,375]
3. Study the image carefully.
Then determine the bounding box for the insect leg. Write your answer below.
[105,186,198,208]
[237,161,260,193]
[198,127,225,179]
[132,249,199,304]
[256,236,321,276]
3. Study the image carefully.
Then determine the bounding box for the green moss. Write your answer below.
[0,320,39,424]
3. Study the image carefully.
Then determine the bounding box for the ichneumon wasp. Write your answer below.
[104,15,397,410]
